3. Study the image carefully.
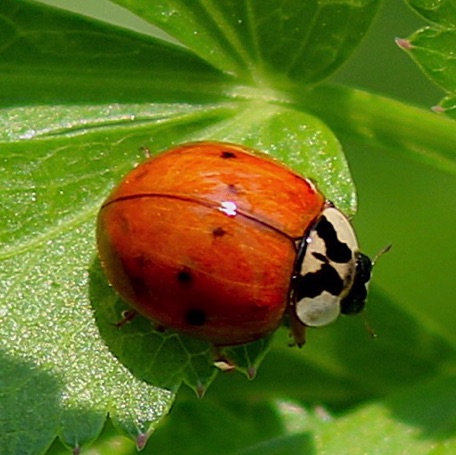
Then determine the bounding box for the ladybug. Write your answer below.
[97,141,372,347]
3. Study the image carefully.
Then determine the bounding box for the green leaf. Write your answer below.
[1,1,455,176]
[398,1,456,116]
[2,1,456,453]
[142,397,316,455]
[210,287,456,407]
[0,0,228,106]
[111,0,382,85]
[137,288,456,454]
[0,100,353,452]
[223,336,273,380]
[0,216,174,453]
[398,28,456,93]
[134,375,456,454]
[315,375,456,453]
[301,85,456,175]
[406,0,456,27]
[0,103,207,142]
[437,94,456,118]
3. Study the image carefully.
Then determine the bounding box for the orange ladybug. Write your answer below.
[97,142,372,346]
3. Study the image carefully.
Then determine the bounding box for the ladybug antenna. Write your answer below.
[359,244,391,340]
[373,243,392,266]
[362,312,377,339]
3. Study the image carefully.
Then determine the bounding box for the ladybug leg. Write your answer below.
[212,347,236,372]
[153,323,166,333]
[116,309,138,328]
[288,304,307,348]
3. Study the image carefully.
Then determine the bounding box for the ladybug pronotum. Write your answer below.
[97,141,372,347]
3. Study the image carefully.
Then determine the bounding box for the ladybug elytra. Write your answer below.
[97,141,372,346]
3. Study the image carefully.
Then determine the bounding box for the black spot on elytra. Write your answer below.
[220,150,237,159]
[212,226,227,237]
[177,268,193,284]
[294,263,343,300]
[316,216,352,263]
[185,309,206,326]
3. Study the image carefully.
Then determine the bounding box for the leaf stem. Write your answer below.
[299,85,456,175]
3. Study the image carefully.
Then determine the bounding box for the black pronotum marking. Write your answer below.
[292,211,356,304]
[311,251,327,263]
[185,309,207,326]
[293,261,344,300]
[315,215,352,263]
[220,150,237,159]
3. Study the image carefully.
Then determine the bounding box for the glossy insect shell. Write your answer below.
[97,141,325,345]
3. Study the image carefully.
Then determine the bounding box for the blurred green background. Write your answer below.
[35,0,455,345]
[335,0,456,345]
